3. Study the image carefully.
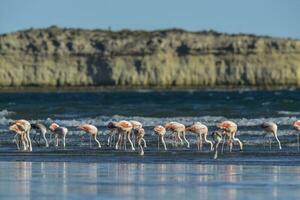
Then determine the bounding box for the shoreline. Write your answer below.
[0,85,299,93]
[1,147,300,166]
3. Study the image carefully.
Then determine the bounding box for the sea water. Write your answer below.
[1,89,300,199]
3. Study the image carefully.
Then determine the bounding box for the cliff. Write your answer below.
[1,26,300,87]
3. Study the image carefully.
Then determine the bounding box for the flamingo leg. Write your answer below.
[14,134,20,150]
[142,138,147,148]
[132,132,136,148]
[233,136,243,151]
[182,131,190,148]
[112,133,116,147]
[161,136,167,150]
[21,134,27,151]
[158,136,160,150]
[173,133,176,147]
[55,135,59,147]
[42,131,49,147]
[62,135,66,149]
[138,137,144,155]
[213,141,220,159]
[297,133,299,151]
[274,135,281,150]
[221,137,226,154]
[115,133,121,150]
[200,135,203,151]
[229,140,233,152]
[26,131,32,152]
[123,133,127,150]
[94,134,101,148]
[197,135,200,151]
[89,135,92,148]
[127,132,135,151]
[177,132,183,146]
[49,133,53,146]
[204,133,214,151]
[107,134,111,146]
[23,132,29,150]
[228,134,233,153]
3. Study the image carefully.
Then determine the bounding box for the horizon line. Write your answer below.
[1,25,299,40]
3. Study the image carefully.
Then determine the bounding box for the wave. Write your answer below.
[0,114,298,128]
[1,114,299,145]
[0,109,14,117]
[278,111,300,116]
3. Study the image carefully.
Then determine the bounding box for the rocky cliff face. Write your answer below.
[1,26,300,87]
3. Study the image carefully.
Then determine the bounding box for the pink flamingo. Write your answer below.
[130,120,147,148]
[113,120,135,151]
[9,120,32,151]
[293,120,300,150]
[9,123,24,150]
[261,121,282,150]
[49,123,68,148]
[165,122,189,148]
[154,125,167,150]
[186,122,213,151]
[212,131,223,159]
[217,120,243,152]
[78,124,101,148]
[135,127,146,155]
[107,122,118,147]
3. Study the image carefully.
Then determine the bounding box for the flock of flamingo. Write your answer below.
[7,119,300,159]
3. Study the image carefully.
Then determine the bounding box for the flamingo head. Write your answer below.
[9,124,19,132]
[107,122,117,129]
[8,121,16,126]
[185,125,193,132]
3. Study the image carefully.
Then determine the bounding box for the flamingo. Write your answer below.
[212,131,223,159]
[130,120,143,147]
[113,120,135,151]
[107,122,118,147]
[185,122,213,151]
[9,123,27,151]
[217,120,243,152]
[261,121,282,150]
[153,125,167,150]
[9,120,32,151]
[9,123,22,150]
[165,122,190,148]
[78,124,101,148]
[135,127,146,155]
[293,120,300,150]
[31,123,49,147]
[49,123,68,148]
